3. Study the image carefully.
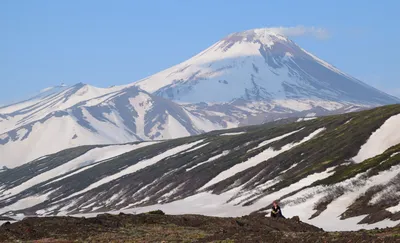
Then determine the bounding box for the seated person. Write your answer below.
[270,201,285,218]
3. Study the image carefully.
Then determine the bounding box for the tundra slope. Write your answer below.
[1,105,400,231]
[1,28,399,168]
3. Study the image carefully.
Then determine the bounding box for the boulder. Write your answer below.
[291,216,300,222]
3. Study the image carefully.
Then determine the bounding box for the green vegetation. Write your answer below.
[145,210,166,215]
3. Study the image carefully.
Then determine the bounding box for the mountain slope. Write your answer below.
[1,105,400,231]
[135,28,399,105]
[0,85,229,168]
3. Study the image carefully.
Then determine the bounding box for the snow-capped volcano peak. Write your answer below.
[134,28,399,105]
[223,28,289,47]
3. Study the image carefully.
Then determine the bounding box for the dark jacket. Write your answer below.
[271,205,284,218]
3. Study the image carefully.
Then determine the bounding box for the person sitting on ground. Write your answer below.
[271,201,285,218]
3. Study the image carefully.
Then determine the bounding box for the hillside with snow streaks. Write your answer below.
[1,105,400,230]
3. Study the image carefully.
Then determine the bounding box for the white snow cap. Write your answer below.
[225,28,288,40]
[223,28,289,47]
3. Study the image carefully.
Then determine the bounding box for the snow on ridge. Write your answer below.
[387,203,400,213]
[391,152,400,158]
[279,163,298,175]
[1,143,157,199]
[219,132,246,136]
[0,190,55,215]
[184,142,210,153]
[129,93,153,139]
[249,128,303,152]
[344,118,353,124]
[296,117,317,122]
[159,182,187,201]
[301,47,350,79]
[352,113,400,163]
[186,150,230,171]
[164,112,192,138]
[200,128,325,190]
[61,140,205,201]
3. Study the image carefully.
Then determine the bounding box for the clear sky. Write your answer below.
[1,0,399,105]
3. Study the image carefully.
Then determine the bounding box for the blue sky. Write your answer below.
[1,0,399,105]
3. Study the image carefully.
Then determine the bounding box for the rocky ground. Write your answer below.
[0,211,399,242]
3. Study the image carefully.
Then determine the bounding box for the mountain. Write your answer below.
[1,105,400,231]
[135,28,399,105]
[1,28,399,168]
[0,84,234,168]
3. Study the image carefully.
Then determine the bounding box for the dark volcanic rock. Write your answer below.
[0,213,399,242]
[291,216,301,222]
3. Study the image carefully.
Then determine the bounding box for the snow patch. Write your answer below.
[249,128,303,152]
[184,142,210,153]
[220,132,246,136]
[353,114,400,163]
[296,117,317,122]
[186,150,230,171]
[280,163,298,174]
[387,203,400,213]
[391,152,400,158]
[0,190,54,214]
